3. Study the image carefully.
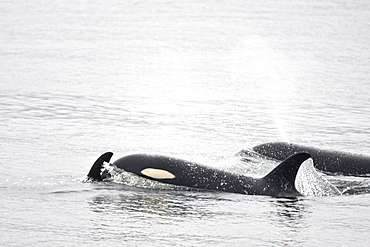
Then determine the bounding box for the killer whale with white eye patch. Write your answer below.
[86,152,313,198]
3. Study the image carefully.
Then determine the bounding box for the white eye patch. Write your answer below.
[141,168,176,179]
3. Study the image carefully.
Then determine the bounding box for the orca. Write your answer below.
[250,142,370,177]
[87,151,113,181]
[87,152,312,198]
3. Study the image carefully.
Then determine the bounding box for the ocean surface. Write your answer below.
[1,0,369,246]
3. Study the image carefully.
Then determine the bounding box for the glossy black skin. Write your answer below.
[87,152,113,181]
[251,142,370,177]
[107,152,311,198]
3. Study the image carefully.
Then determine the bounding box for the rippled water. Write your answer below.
[1,0,370,246]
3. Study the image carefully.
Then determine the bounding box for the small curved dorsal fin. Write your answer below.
[87,152,113,181]
[262,152,311,197]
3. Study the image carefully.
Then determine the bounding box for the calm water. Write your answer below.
[1,0,370,246]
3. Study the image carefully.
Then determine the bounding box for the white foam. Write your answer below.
[295,158,341,197]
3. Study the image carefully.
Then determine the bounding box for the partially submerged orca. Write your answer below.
[251,142,370,177]
[87,152,312,198]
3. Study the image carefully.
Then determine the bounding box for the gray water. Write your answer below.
[1,0,370,246]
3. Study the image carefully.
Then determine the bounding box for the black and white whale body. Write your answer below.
[251,142,370,177]
[87,152,312,198]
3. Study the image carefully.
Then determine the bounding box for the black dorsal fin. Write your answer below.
[87,152,113,181]
[262,152,311,197]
